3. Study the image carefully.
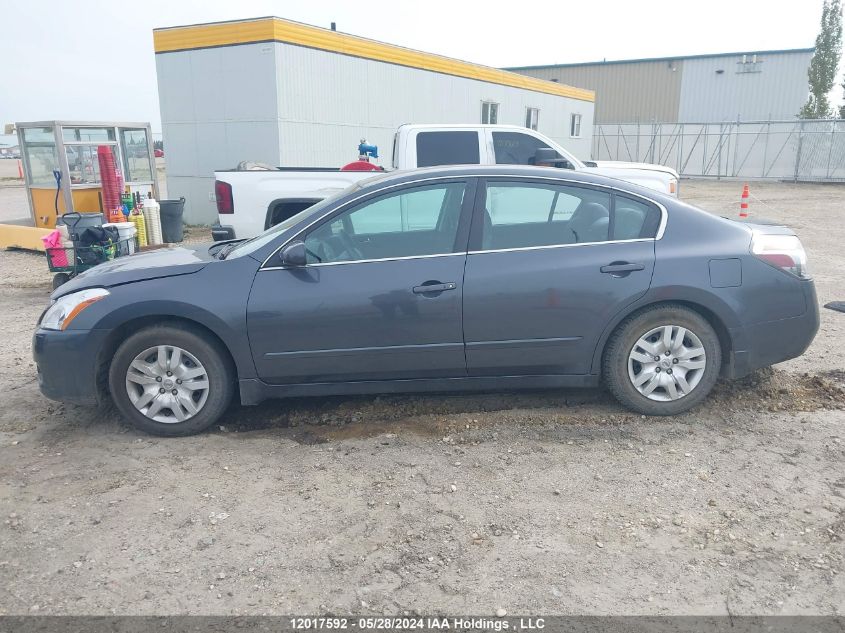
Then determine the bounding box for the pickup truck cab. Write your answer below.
[213,124,679,240]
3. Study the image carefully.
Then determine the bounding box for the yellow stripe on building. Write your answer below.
[153,17,595,103]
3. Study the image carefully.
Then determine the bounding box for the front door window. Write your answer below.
[304,182,467,263]
[492,131,570,167]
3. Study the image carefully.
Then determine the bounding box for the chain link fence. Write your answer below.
[592,119,845,181]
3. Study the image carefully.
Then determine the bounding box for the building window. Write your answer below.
[570,113,582,138]
[736,54,763,73]
[525,107,539,130]
[482,101,499,124]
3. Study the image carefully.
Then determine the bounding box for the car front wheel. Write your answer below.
[108,324,234,436]
[603,305,722,416]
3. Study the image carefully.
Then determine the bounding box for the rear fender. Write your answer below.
[588,286,742,375]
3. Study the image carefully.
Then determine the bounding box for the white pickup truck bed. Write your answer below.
[212,168,375,240]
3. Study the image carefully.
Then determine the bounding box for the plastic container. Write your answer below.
[41,230,68,267]
[159,197,185,243]
[103,222,138,255]
[57,212,104,243]
[128,213,148,247]
[142,197,163,245]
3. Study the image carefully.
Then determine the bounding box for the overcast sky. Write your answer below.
[0,0,831,135]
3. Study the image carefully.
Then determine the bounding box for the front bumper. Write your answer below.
[725,281,820,379]
[212,224,235,241]
[32,328,109,406]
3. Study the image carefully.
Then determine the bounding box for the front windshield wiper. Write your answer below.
[216,242,240,260]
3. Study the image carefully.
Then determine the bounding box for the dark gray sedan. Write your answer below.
[33,166,819,435]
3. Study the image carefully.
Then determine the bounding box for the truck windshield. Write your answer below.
[225,181,363,259]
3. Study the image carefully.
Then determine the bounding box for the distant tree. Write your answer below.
[800,0,843,119]
[840,78,845,118]
[153,140,164,151]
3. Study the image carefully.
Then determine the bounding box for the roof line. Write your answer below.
[505,47,815,70]
[152,16,594,102]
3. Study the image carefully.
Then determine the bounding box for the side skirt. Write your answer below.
[238,374,600,406]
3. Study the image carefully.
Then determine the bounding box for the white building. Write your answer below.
[154,17,595,224]
[508,49,814,124]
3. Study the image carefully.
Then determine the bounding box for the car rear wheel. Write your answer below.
[108,324,233,436]
[603,305,722,416]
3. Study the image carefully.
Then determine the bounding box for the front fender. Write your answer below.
[67,257,261,379]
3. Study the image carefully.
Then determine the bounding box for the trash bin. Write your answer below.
[159,197,185,243]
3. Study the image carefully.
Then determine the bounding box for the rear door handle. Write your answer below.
[600,262,645,274]
[413,282,457,294]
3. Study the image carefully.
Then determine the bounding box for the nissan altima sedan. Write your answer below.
[33,166,819,436]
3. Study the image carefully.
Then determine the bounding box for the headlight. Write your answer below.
[40,288,110,331]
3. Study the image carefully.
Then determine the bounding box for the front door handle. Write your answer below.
[600,262,645,274]
[413,281,457,294]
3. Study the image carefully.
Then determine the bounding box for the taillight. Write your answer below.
[669,179,678,195]
[215,180,233,214]
[751,232,810,279]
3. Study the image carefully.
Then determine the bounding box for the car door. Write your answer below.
[247,178,475,384]
[462,177,660,376]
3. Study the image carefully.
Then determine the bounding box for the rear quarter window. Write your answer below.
[612,195,662,240]
[416,131,480,167]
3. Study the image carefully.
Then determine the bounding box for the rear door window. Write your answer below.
[479,181,612,249]
[416,131,481,167]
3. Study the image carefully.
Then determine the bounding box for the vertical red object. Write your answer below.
[17,159,23,180]
[97,145,122,214]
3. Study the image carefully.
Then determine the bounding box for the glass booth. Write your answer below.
[16,121,157,228]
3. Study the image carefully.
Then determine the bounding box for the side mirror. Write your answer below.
[533,148,571,169]
[280,241,307,267]
[534,148,558,165]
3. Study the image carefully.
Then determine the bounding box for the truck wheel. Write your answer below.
[603,304,722,416]
[108,324,234,436]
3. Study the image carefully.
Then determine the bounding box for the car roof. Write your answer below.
[356,165,671,203]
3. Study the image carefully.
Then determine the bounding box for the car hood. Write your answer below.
[585,160,680,178]
[52,243,216,298]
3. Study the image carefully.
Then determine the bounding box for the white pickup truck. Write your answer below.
[212,124,679,240]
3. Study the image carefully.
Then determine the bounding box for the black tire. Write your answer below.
[108,323,234,436]
[603,304,722,416]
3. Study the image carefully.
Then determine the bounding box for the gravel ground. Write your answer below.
[0,180,843,616]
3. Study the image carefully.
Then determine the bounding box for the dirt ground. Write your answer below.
[0,180,843,616]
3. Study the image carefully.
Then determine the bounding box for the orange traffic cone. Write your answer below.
[739,183,749,218]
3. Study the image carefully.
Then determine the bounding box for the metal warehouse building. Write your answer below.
[508,49,813,124]
[154,17,595,224]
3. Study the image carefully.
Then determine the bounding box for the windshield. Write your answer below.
[225,181,364,259]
